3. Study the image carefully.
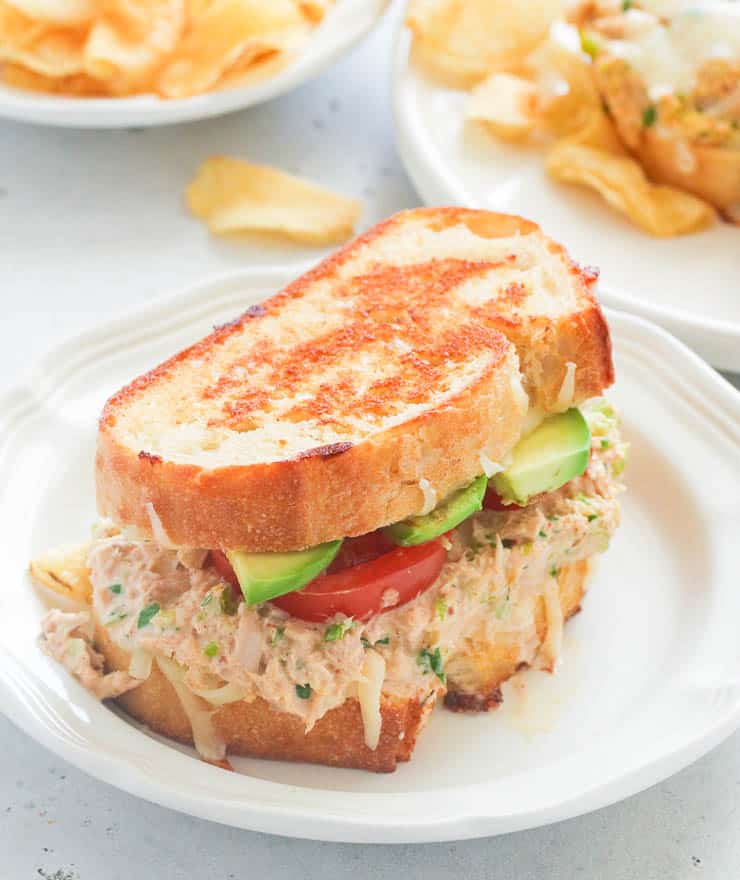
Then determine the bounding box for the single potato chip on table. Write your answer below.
[186,156,362,245]
[29,543,93,605]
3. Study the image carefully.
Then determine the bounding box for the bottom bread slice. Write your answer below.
[93,558,591,773]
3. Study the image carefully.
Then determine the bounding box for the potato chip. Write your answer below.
[545,142,716,236]
[467,72,540,142]
[29,543,92,604]
[0,2,87,75]
[5,0,93,24]
[2,59,105,92]
[156,0,307,99]
[186,156,362,245]
[407,0,561,89]
[84,0,185,88]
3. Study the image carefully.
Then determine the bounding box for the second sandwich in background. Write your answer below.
[37,208,628,772]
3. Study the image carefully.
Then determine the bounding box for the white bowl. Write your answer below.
[392,26,740,372]
[1,267,739,842]
[0,0,387,128]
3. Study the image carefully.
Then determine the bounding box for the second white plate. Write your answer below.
[0,0,387,128]
[392,26,740,372]
[1,267,740,842]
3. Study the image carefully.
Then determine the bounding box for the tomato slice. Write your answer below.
[482,487,527,512]
[272,539,447,623]
[326,530,395,573]
[210,550,240,590]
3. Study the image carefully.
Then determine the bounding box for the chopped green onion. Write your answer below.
[642,104,657,127]
[220,587,239,616]
[108,583,122,595]
[137,603,160,629]
[538,530,547,539]
[324,619,353,642]
[270,626,284,646]
[579,30,600,59]
[550,567,559,578]
[622,0,632,10]
[200,592,213,608]
[601,439,611,449]
[203,641,219,657]
[588,514,599,522]
[360,637,370,649]
[374,636,390,646]
[417,647,445,683]
[435,598,447,621]
[295,683,312,699]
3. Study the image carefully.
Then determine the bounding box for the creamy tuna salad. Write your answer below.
[40,402,627,752]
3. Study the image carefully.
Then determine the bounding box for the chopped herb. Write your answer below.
[105,610,128,626]
[613,458,626,476]
[108,583,122,595]
[220,587,239,616]
[550,566,559,578]
[502,538,516,549]
[435,598,447,621]
[137,602,160,629]
[374,635,390,646]
[588,514,599,522]
[622,0,632,10]
[538,530,547,539]
[295,683,312,700]
[361,637,370,649]
[417,647,445,683]
[642,104,657,128]
[200,592,213,608]
[601,439,611,449]
[203,641,219,658]
[546,515,559,522]
[271,626,285,646]
[579,29,600,59]
[324,619,353,642]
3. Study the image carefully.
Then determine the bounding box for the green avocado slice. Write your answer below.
[489,408,591,504]
[226,540,342,606]
[385,474,488,547]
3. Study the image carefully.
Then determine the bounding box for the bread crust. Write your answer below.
[93,559,590,772]
[96,209,613,551]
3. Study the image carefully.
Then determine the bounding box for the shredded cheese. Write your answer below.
[156,657,226,762]
[539,577,564,672]
[128,647,153,680]
[555,362,576,412]
[357,650,386,750]
[418,478,437,515]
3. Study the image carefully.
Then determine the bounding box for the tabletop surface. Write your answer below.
[2,5,739,878]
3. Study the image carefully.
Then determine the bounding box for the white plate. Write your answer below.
[1,267,739,844]
[392,27,740,373]
[0,0,387,128]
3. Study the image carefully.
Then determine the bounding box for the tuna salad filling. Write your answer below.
[39,402,627,755]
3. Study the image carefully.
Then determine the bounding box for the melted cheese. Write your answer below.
[357,650,386,750]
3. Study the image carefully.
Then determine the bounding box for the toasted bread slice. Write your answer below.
[93,558,588,772]
[96,209,613,551]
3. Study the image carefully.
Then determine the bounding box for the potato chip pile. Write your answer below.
[407,0,717,237]
[0,0,333,99]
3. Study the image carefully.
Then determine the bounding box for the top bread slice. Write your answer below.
[96,209,613,551]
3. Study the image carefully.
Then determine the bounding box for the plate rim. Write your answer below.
[1,266,740,844]
[390,24,740,373]
[0,0,388,129]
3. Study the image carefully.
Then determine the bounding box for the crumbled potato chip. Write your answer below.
[407,0,561,89]
[0,0,332,98]
[467,72,540,142]
[29,544,92,604]
[546,142,716,236]
[186,156,361,245]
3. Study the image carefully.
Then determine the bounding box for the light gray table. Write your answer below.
[2,7,739,878]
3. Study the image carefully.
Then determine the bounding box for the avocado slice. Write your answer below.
[489,408,591,504]
[226,540,342,606]
[385,474,488,547]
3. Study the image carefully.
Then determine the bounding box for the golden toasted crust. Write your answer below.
[93,558,589,772]
[94,623,435,773]
[96,209,613,551]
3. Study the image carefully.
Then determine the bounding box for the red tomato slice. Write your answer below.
[272,539,447,623]
[326,530,395,574]
[482,488,527,512]
[210,550,240,590]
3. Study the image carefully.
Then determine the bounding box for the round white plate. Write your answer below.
[0,0,387,128]
[1,267,739,843]
[392,26,740,372]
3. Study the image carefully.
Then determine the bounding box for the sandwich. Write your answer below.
[34,208,628,772]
